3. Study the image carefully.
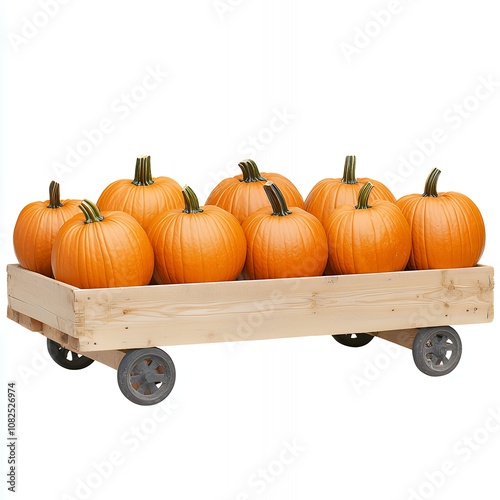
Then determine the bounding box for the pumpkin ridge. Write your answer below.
[94,219,113,287]
[346,210,359,274]
[449,192,484,266]
[368,211,381,272]
[228,184,243,219]
[25,206,42,272]
[440,196,456,267]
[292,213,324,276]
[111,215,136,285]
[74,219,86,288]
[216,209,244,278]
[444,194,464,267]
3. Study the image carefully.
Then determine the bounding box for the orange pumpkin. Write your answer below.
[13,181,81,277]
[97,155,184,229]
[396,168,486,269]
[325,182,411,274]
[242,181,328,279]
[51,200,154,288]
[205,159,304,223]
[147,186,247,284]
[305,155,397,229]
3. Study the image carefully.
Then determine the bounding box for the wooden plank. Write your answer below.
[7,306,43,332]
[83,350,128,369]
[39,324,82,352]
[37,324,126,368]
[372,329,419,349]
[7,264,79,336]
[73,265,494,351]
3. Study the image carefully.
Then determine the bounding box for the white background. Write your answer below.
[1,1,499,499]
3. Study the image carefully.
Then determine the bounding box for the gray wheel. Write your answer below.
[117,348,176,406]
[47,339,94,370]
[412,326,462,376]
[333,333,374,347]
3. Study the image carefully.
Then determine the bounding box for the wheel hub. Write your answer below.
[438,346,448,358]
[145,371,159,384]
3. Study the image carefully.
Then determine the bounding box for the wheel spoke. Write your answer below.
[130,374,143,384]
[147,383,159,395]
[148,359,160,371]
[136,383,148,395]
[70,351,81,362]
[135,360,149,373]
[428,353,442,367]
[59,347,70,360]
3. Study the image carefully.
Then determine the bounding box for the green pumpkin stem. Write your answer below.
[238,159,267,183]
[47,181,63,209]
[342,156,358,185]
[79,200,105,223]
[264,181,292,216]
[423,168,441,197]
[356,182,374,210]
[132,156,155,186]
[182,186,203,214]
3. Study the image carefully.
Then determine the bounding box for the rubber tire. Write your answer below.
[117,348,176,406]
[47,339,95,370]
[333,333,374,348]
[412,326,462,376]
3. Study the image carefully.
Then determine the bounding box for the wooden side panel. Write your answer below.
[74,266,494,351]
[7,264,78,335]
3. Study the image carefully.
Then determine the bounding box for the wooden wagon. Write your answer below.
[6,263,494,405]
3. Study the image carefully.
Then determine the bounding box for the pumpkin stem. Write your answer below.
[264,181,292,216]
[47,180,63,209]
[132,156,155,186]
[423,168,441,197]
[356,182,374,210]
[182,186,204,214]
[238,159,267,183]
[79,200,105,223]
[342,156,358,185]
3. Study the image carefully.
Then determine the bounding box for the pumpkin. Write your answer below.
[305,155,397,229]
[325,182,411,274]
[97,155,184,229]
[146,186,247,284]
[205,159,304,223]
[241,181,328,279]
[13,181,81,277]
[51,200,154,288]
[396,168,486,269]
